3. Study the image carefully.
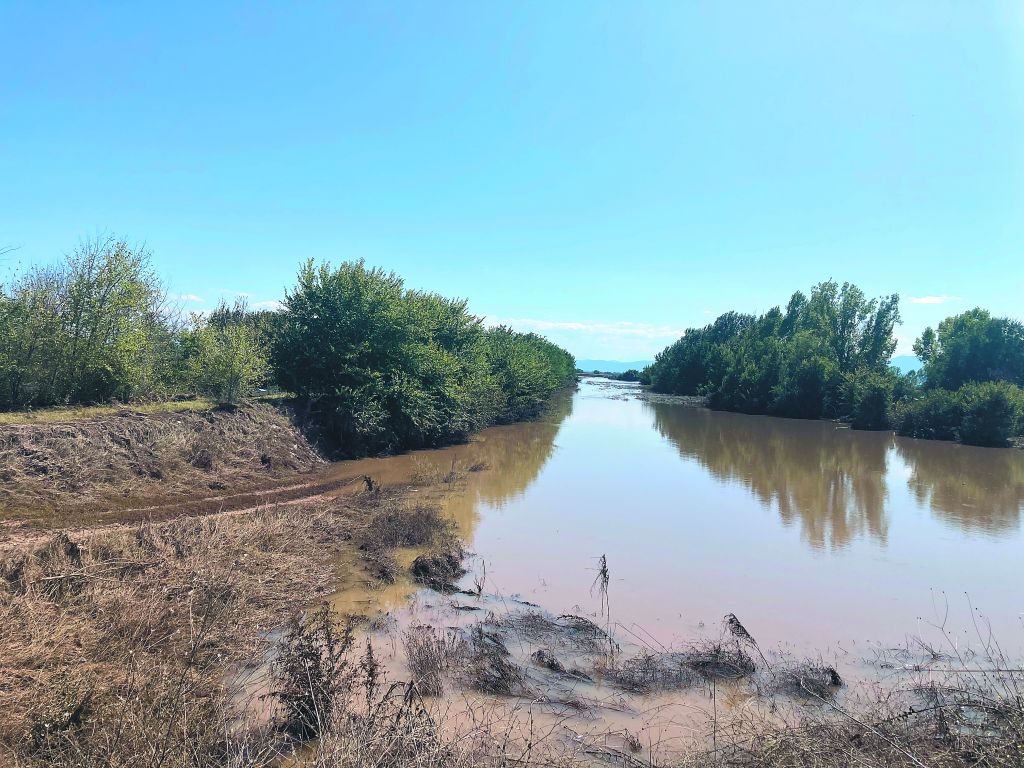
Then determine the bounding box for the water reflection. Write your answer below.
[329,393,573,617]
[647,402,891,550]
[440,392,574,535]
[896,438,1024,535]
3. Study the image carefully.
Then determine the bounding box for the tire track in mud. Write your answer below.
[0,469,372,551]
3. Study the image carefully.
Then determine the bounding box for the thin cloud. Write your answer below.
[488,317,686,340]
[908,295,960,305]
[251,299,283,311]
[171,293,204,303]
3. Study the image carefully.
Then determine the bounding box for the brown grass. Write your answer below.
[0,499,360,766]
[0,402,324,523]
[0,398,217,426]
[403,625,460,697]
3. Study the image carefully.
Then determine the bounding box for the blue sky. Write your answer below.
[2,2,1022,360]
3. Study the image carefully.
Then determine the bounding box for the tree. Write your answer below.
[958,381,1022,447]
[188,300,269,405]
[0,237,172,409]
[651,280,901,424]
[270,259,575,456]
[915,309,1024,390]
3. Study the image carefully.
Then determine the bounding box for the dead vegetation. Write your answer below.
[0,402,324,518]
[530,649,592,681]
[358,501,455,549]
[0,501,352,766]
[771,661,844,700]
[685,674,1024,768]
[403,625,459,697]
[0,485,486,767]
[410,543,467,592]
[598,651,700,693]
[459,625,530,697]
[498,611,618,654]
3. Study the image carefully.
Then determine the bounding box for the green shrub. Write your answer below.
[187,311,269,405]
[844,368,895,430]
[896,382,1023,446]
[271,260,574,456]
[0,238,174,409]
[957,381,1023,447]
[895,389,962,441]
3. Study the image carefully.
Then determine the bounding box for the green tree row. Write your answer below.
[1,242,576,456]
[643,282,1023,447]
[896,310,1024,446]
[271,260,576,455]
[0,239,178,408]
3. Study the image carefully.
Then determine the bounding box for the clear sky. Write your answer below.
[2,2,1022,360]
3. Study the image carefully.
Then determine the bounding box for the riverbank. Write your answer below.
[3,462,1021,768]
[0,473,481,766]
[3,387,1023,767]
[0,400,329,531]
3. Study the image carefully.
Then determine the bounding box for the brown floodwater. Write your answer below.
[315,378,1023,759]
[329,379,1023,652]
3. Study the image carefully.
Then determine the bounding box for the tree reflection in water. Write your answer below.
[648,402,890,550]
[647,400,1023,548]
[896,437,1024,535]
[410,391,574,539]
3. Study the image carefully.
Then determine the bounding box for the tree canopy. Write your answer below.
[1,246,576,457]
[645,281,901,428]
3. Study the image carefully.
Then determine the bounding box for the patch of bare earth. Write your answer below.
[0,403,326,527]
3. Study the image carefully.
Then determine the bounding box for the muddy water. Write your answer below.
[315,379,1024,758]
[330,379,1024,653]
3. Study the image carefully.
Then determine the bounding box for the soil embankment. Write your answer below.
[0,403,330,530]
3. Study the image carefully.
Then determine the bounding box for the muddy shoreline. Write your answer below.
[2,390,1022,766]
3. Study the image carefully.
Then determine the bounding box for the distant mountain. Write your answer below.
[890,355,922,375]
[576,359,653,374]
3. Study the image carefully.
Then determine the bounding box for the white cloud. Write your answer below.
[487,317,687,340]
[251,299,283,311]
[483,316,688,360]
[171,293,204,303]
[908,295,960,305]
[893,334,915,356]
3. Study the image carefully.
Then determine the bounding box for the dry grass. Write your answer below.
[410,543,467,593]
[347,490,458,588]
[403,625,460,697]
[0,398,217,426]
[683,680,1024,768]
[0,500,360,766]
[359,501,454,550]
[1,483,559,768]
[0,393,293,426]
[0,402,324,520]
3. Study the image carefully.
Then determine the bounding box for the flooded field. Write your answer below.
[330,379,1024,653]
[313,379,1024,759]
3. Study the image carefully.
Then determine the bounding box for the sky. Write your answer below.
[2,2,1022,361]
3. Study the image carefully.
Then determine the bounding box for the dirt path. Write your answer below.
[0,467,374,551]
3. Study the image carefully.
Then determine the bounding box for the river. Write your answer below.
[307,379,1024,758]
[329,378,1023,653]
